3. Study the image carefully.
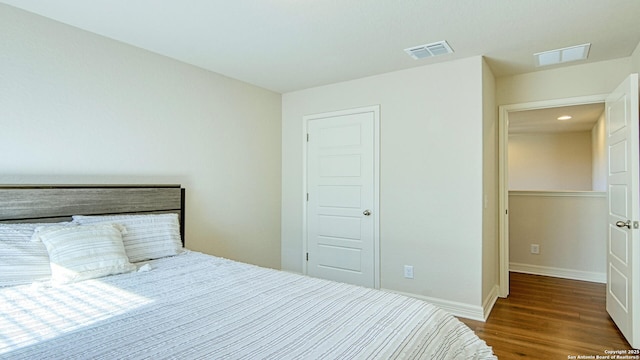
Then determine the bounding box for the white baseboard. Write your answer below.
[510,262,606,283]
[381,288,486,321]
[482,285,499,321]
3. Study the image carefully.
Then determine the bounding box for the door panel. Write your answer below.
[609,141,627,173]
[609,185,627,216]
[307,109,376,288]
[606,73,639,348]
[318,215,362,239]
[609,264,628,310]
[319,124,362,147]
[318,185,361,208]
[609,227,628,264]
[319,155,362,177]
[317,245,361,272]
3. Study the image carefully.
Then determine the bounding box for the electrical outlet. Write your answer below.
[530,244,540,254]
[404,265,414,279]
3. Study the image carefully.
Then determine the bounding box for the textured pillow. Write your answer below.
[0,223,66,287]
[72,213,183,262]
[36,224,136,285]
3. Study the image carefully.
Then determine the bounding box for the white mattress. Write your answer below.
[0,251,495,359]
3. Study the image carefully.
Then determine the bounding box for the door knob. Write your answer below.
[616,220,631,229]
[363,210,371,216]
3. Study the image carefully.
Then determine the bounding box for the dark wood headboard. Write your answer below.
[0,184,186,245]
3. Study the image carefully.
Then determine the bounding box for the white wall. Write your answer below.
[0,4,282,269]
[509,191,607,282]
[592,112,607,191]
[631,41,640,74]
[482,59,499,309]
[497,58,632,105]
[508,131,593,190]
[282,56,488,314]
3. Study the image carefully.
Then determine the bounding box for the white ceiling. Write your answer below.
[509,103,605,134]
[2,0,640,93]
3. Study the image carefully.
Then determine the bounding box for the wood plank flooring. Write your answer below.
[458,273,634,359]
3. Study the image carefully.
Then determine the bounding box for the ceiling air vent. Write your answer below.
[404,41,454,60]
[534,43,591,67]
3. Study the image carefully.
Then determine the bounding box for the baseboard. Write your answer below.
[381,288,486,321]
[482,285,499,321]
[510,262,606,283]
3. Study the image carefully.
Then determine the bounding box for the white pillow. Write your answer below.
[0,223,67,287]
[36,224,136,285]
[72,213,183,262]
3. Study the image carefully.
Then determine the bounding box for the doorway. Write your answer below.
[498,94,607,297]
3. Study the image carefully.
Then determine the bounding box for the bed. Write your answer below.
[0,185,496,359]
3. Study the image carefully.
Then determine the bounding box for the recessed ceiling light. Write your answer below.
[557,115,572,121]
[534,43,591,67]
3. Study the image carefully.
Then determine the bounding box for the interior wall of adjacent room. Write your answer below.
[591,112,607,191]
[508,191,606,281]
[508,131,593,191]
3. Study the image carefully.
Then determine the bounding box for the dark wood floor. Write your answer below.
[458,272,633,359]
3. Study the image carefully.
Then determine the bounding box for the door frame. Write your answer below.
[301,105,381,289]
[498,94,607,297]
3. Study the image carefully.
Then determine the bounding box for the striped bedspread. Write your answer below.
[0,251,495,359]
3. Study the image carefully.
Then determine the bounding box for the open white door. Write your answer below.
[606,73,639,349]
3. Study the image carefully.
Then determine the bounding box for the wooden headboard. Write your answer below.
[0,184,186,245]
